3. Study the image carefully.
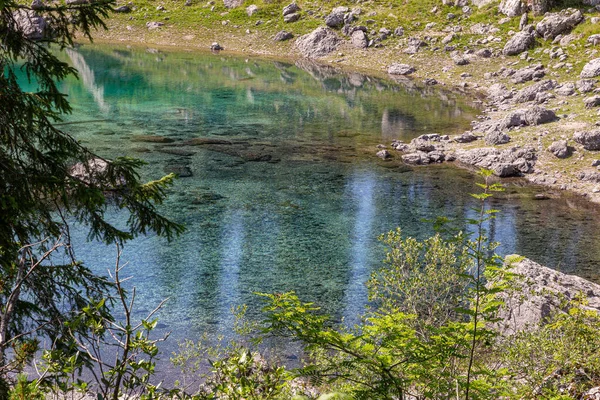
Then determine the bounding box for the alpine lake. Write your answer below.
[43,44,600,374]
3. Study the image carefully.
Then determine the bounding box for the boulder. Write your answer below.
[475,48,492,58]
[402,152,431,165]
[325,7,347,28]
[588,34,600,45]
[574,129,600,150]
[146,21,164,30]
[404,37,428,54]
[499,0,525,17]
[495,257,600,335]
[284,12,300,23]
[455,146,536,177]
[582,387,600,400]
[295,27,341,58]
[485,130,511,145]
[282,2,300,16]
[376,149,391,160]
[492,163,518,177]
[577,79,597,93]
[410,134,442,152]
[31,0,44,9]
[584,95,600,109]
[350,30,368,49]
[325,13,344,28]
[547,140,570,158]
[503,30,535,56]
[13,9,47,40]
[246,4,258,16]
[523,106,557,125]
[487,83,513,103]
[387,63,416,76]
[519,12,528,30]
[454,132,478,143]
[555,82,576,96]
[513,79,556,103]
[273,30,293,42]
[511,64,545,84]
[69,158,110,185]
[452,52,470,66]
[428,151,446,163]
[581,59,600,79]
[535,9,584,41]
[223,0,242,8]
[577,170,600,183]
[114,5,131,12]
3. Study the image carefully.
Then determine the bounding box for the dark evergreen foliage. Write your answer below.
[0,0,183,378]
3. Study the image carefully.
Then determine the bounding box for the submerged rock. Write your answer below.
[164,164,192,177]
[131,135,174,143]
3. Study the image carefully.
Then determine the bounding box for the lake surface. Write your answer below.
[42,44,600,364]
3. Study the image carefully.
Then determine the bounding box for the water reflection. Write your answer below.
[343,171,377,325]
[65,48,110,114]
[50,45,478,146]
[216,210,245,331]
[39,45,600,367]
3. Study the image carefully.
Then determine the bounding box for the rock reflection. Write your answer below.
[65,48,110,114]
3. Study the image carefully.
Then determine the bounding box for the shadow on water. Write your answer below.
[37,44,600,379]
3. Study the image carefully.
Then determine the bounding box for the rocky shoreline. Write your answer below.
[78,0,600,204]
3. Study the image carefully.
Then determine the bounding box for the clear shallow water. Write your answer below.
[32,44,600,365]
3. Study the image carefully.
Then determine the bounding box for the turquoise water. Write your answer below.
[44,44,600,363]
